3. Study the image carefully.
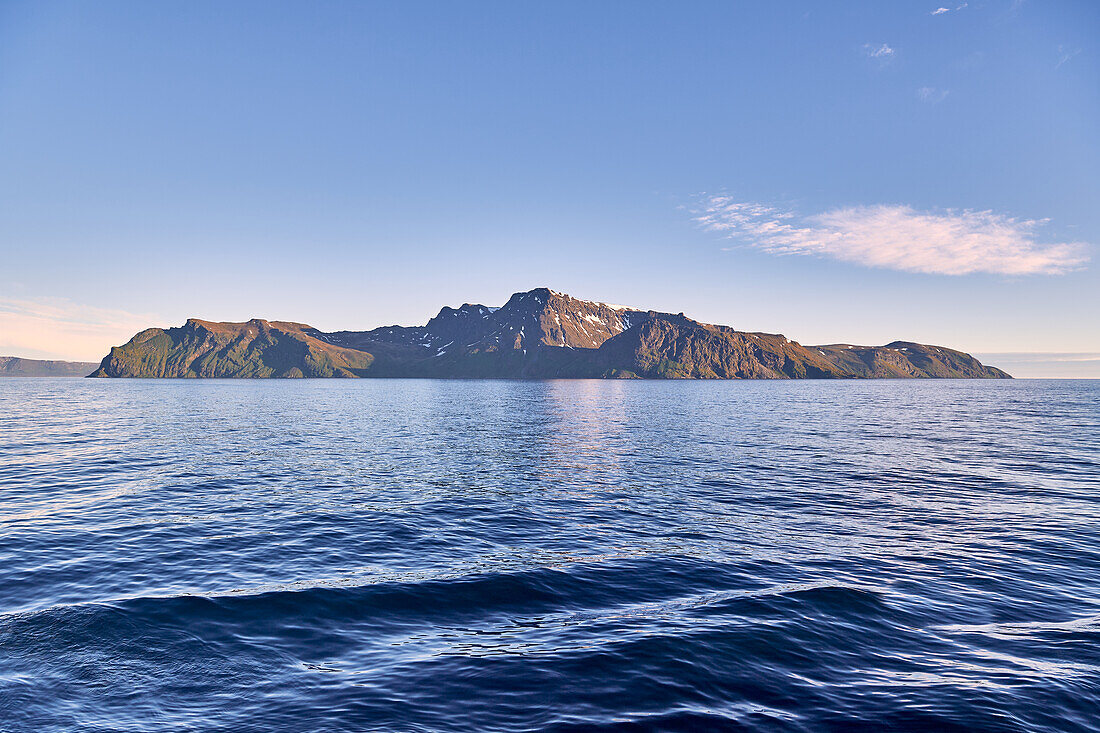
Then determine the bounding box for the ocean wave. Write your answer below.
[3,378,1100,732]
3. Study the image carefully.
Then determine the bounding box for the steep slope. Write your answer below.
[593,314,846,379]
[90,288,1011,379]
[0,357,99,377]
[465,288,647,350]
[90,319,375,378]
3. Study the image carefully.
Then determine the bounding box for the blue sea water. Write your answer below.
[1,378,1099,732]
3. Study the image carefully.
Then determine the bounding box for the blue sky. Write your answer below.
[0,1,1097,374]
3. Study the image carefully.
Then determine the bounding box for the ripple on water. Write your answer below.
[1,378,1099,732]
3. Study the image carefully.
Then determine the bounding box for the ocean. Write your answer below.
[2,378,1098,732]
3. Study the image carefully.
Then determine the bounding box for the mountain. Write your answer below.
[89,287,1011,379]
[1,357,99,377]
[90,319,375,378]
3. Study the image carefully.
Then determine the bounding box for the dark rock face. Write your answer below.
[90,288,1012,379]
[0,357,99,377]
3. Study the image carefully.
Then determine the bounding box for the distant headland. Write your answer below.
[1,356,100,377]
[89,288,1010,380]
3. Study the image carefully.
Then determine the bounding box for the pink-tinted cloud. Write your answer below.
[0,297,158,361]
[693,197,1089,276]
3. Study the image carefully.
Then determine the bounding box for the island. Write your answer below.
[89,288,1010,379]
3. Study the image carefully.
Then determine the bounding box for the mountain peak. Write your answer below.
[488,287,647,350]
[429,303,494,322]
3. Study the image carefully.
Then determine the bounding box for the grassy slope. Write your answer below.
[90,319,375,378]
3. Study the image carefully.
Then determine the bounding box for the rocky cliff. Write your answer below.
[90,288,1011,379]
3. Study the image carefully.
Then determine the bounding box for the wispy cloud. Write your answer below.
[917,86,949,103]
[862,43,895,59]
[692,196,1089,276]
[0,297,157,361]
[1056,45,1080,68]
[931,3,967,15]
